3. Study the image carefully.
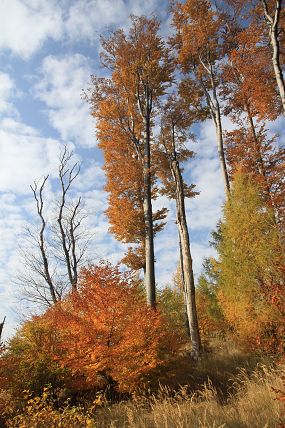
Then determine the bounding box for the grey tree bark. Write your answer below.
[159,108,201,357]
[0,316,6,342]
[178,238,191,337]
[171,159,202,358]
[199,62,230,195]
[142,116,156,307]
[261,0,285,114]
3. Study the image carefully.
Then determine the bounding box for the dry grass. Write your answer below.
[2,342,284,428]
[95,363,284,428]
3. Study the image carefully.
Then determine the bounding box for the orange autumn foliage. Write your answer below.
[47,262,178,392]
[221,0,284,120]
[89,39,168,270]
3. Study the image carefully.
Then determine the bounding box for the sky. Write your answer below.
[0,0,239,340]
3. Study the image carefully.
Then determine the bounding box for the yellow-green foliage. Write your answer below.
[158,285,186,335]
[217,170,284,345]
[0,316,68,398]
[5,387,96,428]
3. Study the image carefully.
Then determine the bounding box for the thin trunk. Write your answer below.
[200,72,230,195]
[178,237,191,337]
[143,116,156,308]
[244,103,281,226]
[0,316,6,342]
[39,237,58,304]
[215,109,231,195]
[210,68,231,195]
[172,160,201,358]
[262,0,285,114]
[245,104,267,177]
[58,152,80,293]
[31,178,58,304]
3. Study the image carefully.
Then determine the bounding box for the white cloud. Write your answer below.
[0,0,63,59]
[0,73,16,115]
[34,54,95,147]
[64,0,168,42]
[186,120,225,230]
[0,118,62,194]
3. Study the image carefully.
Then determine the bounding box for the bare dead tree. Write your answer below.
[18,147,90,307]
[30,176,58,304]
[57,147,83,293]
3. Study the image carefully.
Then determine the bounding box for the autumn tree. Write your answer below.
[224,0,285,116]
[20,148,89,307]
[0,315,68,399]
[47,262,179,392]
[218,4,285,234]
[217,170,285,350]
[260,0,285,113]
[172,0,231,194]
[155,95,201,357]
[91,95,167,271]
[89,16,173,306]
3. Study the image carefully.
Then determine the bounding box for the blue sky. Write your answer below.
[0,0,229,340]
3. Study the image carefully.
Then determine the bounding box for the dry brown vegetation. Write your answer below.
[2,344,284,428]
[94,352,284,428]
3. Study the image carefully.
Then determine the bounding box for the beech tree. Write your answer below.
[89,16,173,307]
[173,0,231,194]
[260,0,285,113]
[226,0,284,115]
[220,26,285,233]
[155,95,201,357]
[92,96,167,271]
[47,262,179,392]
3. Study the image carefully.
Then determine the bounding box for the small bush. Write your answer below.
[6,387,96,428]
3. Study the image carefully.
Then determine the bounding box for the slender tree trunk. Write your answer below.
[31,178,58,304]
[215,109,231,195]
[245,104,267,177]
[0,317,6,342]
[270,24,285,113]
[178,237,191,337]
[172,160,201,358]
[262,0,285,114]
[143,116,156,308]
[200,72,230,195]
[210,70,230,195]
[245,104,283,232]
[40,241,58,304]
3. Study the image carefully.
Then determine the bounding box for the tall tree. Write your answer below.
[260,0,285,114]
[94,103,166,271]
[220,33,285,233]
[155,95,201,357]
[172,0,231,194]
[90,16,174,307]
[225,0,284,116]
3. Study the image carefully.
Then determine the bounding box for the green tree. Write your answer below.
[217,169,284,349]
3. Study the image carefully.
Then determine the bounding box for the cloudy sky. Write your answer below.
[0,0,230,340]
